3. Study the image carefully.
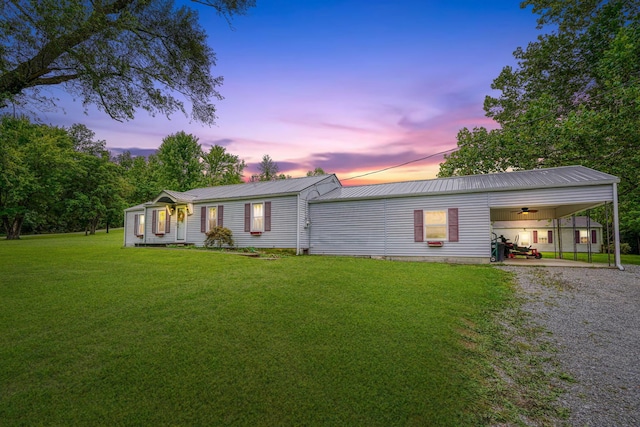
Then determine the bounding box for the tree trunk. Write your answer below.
[2,215,24,240]
[89,217,99,235]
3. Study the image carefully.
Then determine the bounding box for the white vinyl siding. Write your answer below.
[310,193,489,258]
[185,197,299,248]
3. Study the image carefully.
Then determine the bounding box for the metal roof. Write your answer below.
[313,166,619,202]
[184,174,336,201]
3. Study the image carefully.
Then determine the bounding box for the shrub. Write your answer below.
[204,226,234,249]
[606,242,632,254]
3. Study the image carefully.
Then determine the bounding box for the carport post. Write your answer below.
[613,183,624,270]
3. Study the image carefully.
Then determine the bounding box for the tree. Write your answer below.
[64,152,127,235]
[254,154,279,181]
[156,131,204,191]
[201,144,246,186]
[67,123,106,156]
[306,167,326,176]
[123,155,162,206]
[62,125,128,235]
[0,0,254,124]
[439,0,640,250]
[0,117,74,239]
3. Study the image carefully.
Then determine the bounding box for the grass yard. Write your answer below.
[540,251,640,265]
[1,230,514,426]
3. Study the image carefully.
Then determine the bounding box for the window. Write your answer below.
[424,210,447,240]
[537,230,548,244]
[134,214,144,237]
[137,214,145,236]
[208,207,218,231]
[519,232,530,246]
[157,210,166,235]
[252,203,264,231]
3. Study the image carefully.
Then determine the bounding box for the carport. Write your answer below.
[486,166,623,270]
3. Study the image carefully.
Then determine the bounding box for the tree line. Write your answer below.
[0,117,324,240]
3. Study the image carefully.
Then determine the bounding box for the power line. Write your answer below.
[341,147,457,181]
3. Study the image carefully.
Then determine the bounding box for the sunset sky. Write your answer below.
[35,0,542,185]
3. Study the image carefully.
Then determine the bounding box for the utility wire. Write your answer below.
[341,147,457,181]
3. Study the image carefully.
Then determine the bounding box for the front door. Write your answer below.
[176,206,187,241]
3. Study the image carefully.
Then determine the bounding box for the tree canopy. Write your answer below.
[0,0,254,124]
[0,117,74,239]
[201,144,246,186]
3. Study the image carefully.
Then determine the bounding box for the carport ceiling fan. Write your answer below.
[512,207,538,215]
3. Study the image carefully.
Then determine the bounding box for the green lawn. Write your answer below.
[1,230,513,426]
[541,251,640,265]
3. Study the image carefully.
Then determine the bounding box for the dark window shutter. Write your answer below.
[166,208,171,233]
[265,202,271,231]
[201,206,207,233]
[548,230,553,244]
[413,210,423,242]
[134,214,140,236]
[218,205,224,227]
[533,230,538,243]
[448,208,459,242]
[244,203,251,232]
[152,210,157,234]
[591,230,597,244]
[575,230,580,244]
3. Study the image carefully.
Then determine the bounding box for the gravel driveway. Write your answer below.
[499,264,640,426]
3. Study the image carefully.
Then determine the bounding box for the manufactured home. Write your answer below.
[124,165,623,268]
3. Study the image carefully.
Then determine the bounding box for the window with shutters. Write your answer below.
[424,210,447,240]
[201,205,223,233]
[414,208,458,242]
[576,229,596,244]
[245,201,271,233]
